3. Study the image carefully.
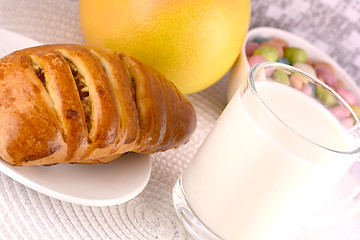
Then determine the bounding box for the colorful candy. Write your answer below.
[248,54,266,67]
[246,42,260,57]
[253,36,271,44]
[352,106,360,117]
[277,58,290,65]
[261,41,284,58]
[330,105,351,119]
[284,47,307,65]
[271,37,289,49]
[253,45,279,62]
[314,64,337,87]
[273,70,290,85]
[316,86,337,107]
[301,84,313,96]
[293,62,316,78]
[246,35,360,123]
[289,75,305,90]
[336,88,357,106]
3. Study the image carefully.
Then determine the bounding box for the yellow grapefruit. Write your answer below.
[79,0,251,94]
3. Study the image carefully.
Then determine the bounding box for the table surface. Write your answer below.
[1,0,360,239]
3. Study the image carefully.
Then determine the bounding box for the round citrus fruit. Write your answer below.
[79,0,251,94]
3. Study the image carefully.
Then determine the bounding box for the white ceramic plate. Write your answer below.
[0,29,152,206]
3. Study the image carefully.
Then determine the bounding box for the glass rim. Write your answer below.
[247,61,360,155]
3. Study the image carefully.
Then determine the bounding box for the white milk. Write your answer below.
[182,82,357,240]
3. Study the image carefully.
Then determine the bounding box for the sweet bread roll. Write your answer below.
[0,44,196,166]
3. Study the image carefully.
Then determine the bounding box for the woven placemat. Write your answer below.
[0,0,360,239]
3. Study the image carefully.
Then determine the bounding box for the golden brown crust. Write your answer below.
[0,44,196,165]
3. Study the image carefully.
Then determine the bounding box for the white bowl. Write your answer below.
[227,27,360,103]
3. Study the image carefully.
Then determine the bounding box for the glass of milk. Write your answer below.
[173,62,360,240]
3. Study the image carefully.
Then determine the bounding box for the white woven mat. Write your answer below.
[0,0,360,239]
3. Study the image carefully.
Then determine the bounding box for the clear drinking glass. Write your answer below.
[173,62,360,240]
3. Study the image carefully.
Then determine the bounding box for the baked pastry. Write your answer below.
[0,44,196,166]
